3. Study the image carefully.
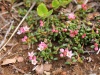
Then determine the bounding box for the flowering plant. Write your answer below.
[17,1,100,65]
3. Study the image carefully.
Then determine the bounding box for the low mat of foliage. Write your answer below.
[17,0,100,65]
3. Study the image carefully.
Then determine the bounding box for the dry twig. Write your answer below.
[96,48,100,54]
[0,43,18,61]
[0,22,10,32]
[0,2,36,51]
[0,15,7,23]
[12,2,24,8]
[0,20,14,48]
[10,64,25,74]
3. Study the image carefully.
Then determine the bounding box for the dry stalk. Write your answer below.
[10,64,25,74]
[0,22,10,32]
[0,15,8,23]
[0,20,14,48]
[0,43,18,61]
[96,48,100,54]
[12,2,24,8]
[0,1,24,16]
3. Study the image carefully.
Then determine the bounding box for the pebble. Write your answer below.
[24,72,32,75]
[24,73,32,75]
[89,73,96,75]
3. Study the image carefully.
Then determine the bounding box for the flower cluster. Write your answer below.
[28,52,37,65]
[21,36,28,42]
[52,26,58,33]
[62,29,67,32]
[81,4,87,10]
[37,42,48,51]
[69,30,78,37]
[82,33,86,38]
[59,48,73,58]
[17,26,29,35]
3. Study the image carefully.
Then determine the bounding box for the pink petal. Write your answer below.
[60,48,64,53]
[70,34,75,37]
[29,57,33,60]
[74,30,78,35]
[20,27,25,33]
[82,4,87,10]
[68,13,75,20]
[23,26,29,32]
[40,20,44,27]
[94,47,98,51]
[60,53,64,57]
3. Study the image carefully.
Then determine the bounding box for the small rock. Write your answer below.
[86,57,92,62]
[89,73,96,75]
[16,57,24,62]
[61,71,67,75]
[24,73,32,75]
[44,71,50,75]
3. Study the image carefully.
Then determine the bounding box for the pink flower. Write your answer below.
[70,30,75,37]
[40,20,44,27]
[74,30,78,35]
[66,50,73,58]
[62,29,67,32]
[28,52,34,60]
[94,43,98,47]
[55,30,58,33]
[82,33,86,38]
[31,56,37,65]
[31,59,37,65]
[81,4,87,10]
[17,30,22,35]
[52,28,58,33]
[28,52,38,65]
[60,53,64,57]
[94,47,98,51]
[63,51,67,56]
[70,30,78,37]
[94,43,99,51]
[52,28,55,32]
[68,13,76,20]
[96,29,99,34]
[59,48,73,58]
[33,56,36,60]
[38,42,47,51]
[20,27,25,33]
[21,36,28,42]
[65,48,68,52]
[59,48,69,57]
[60,48,64,53]
[17,26,29,35]
[23,26,30,32]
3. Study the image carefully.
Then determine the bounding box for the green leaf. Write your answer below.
[41,51,46,56]
[47,10,53,17]
[65,62,71,65]
[72,57,77,62]
[57,0,72,7]
[52,0,60,9]
[11,0,16,4]
[37,3,48,17]
[53,58,58,60]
